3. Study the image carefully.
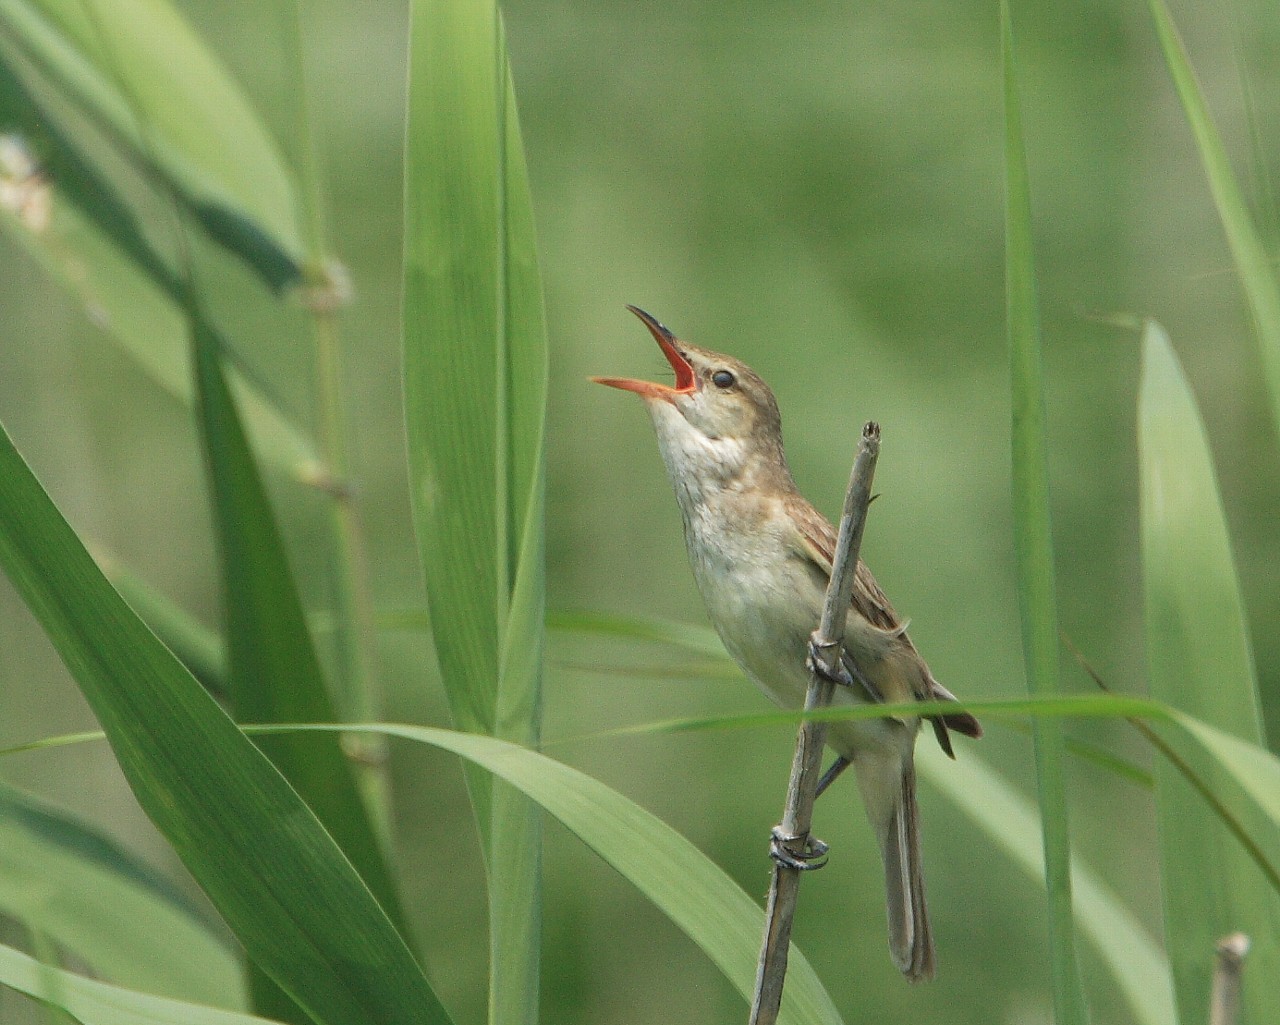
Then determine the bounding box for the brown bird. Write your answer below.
[593,306,981,981]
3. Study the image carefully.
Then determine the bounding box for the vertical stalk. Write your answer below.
[284,0,389,831]
[1002,5,1088,1023]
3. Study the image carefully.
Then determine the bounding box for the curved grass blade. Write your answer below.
[0,941,271,1025]
[0,0,305,287]
[1002,6,1087,1021]
[0,783,243,1008]
[404,1,548,1021]
[1148,0,1280,437]
[0,419,452,1025]
[1139,321,1280,1024]
[552,614,1155,777]
[286,711,1280,1023]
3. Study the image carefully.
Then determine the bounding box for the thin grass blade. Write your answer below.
[1002,6,1088,1022]
[1148,0,1280,437]
[0,419,453,1025]
[1138,321,1280,1024]
[489,57,548,1023]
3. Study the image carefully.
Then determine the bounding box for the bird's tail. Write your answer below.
[859,754,936,982]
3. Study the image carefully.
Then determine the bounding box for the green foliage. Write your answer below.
[403,0,548,1020]
[0,420,451,1024]
[190,308,408,1022]
[1139,322,1280,1023]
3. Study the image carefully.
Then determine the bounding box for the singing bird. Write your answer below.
[593,307,981,981]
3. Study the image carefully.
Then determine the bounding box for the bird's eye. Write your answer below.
[711,369,736,389]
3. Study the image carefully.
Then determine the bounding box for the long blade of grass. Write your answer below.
[404,0,500,756]
[0,783,243,1008]
[1148,0,1280,437]
[1138,320,1280,1024]
[0,419,452,1025]
[0,0,305,287]
[1002,6,1088,1022]
[404,1,548,1022]
[490,56,548,1023]
[0,942,275,1025]
[189,311,409,1021]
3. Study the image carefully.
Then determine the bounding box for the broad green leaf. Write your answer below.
[404,0,506,749]
[0,64,314,475]
[1139,322,1280,1024]
[1002,7,1088,1022]
[188,313,409,1023]
[0,419,452,1025]
[1148,0,1280,438]
[0,0,305,287]
[0,783,243,1008]
[0,941,271,1025]
[404,1,548,1021]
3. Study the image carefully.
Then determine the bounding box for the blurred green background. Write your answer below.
[1,0,1278,1023]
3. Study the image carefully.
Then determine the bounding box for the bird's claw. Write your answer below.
[769,826,829,871]
[806,636,856,689]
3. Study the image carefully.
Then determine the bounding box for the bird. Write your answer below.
[592,306,981,981]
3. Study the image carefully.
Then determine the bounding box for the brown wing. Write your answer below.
[784,492,982,755]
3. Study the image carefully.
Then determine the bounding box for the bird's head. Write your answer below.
[593,306,792,493]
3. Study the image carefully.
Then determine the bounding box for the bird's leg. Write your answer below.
[769,826,829,871]
[806,635,879,703]
[815,755,852,798]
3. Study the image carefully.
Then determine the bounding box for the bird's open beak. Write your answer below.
[591,306,697,402]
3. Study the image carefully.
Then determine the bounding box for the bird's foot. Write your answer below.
[806,636,856,689]
[806,633,880,702]
[769,826,829,871]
